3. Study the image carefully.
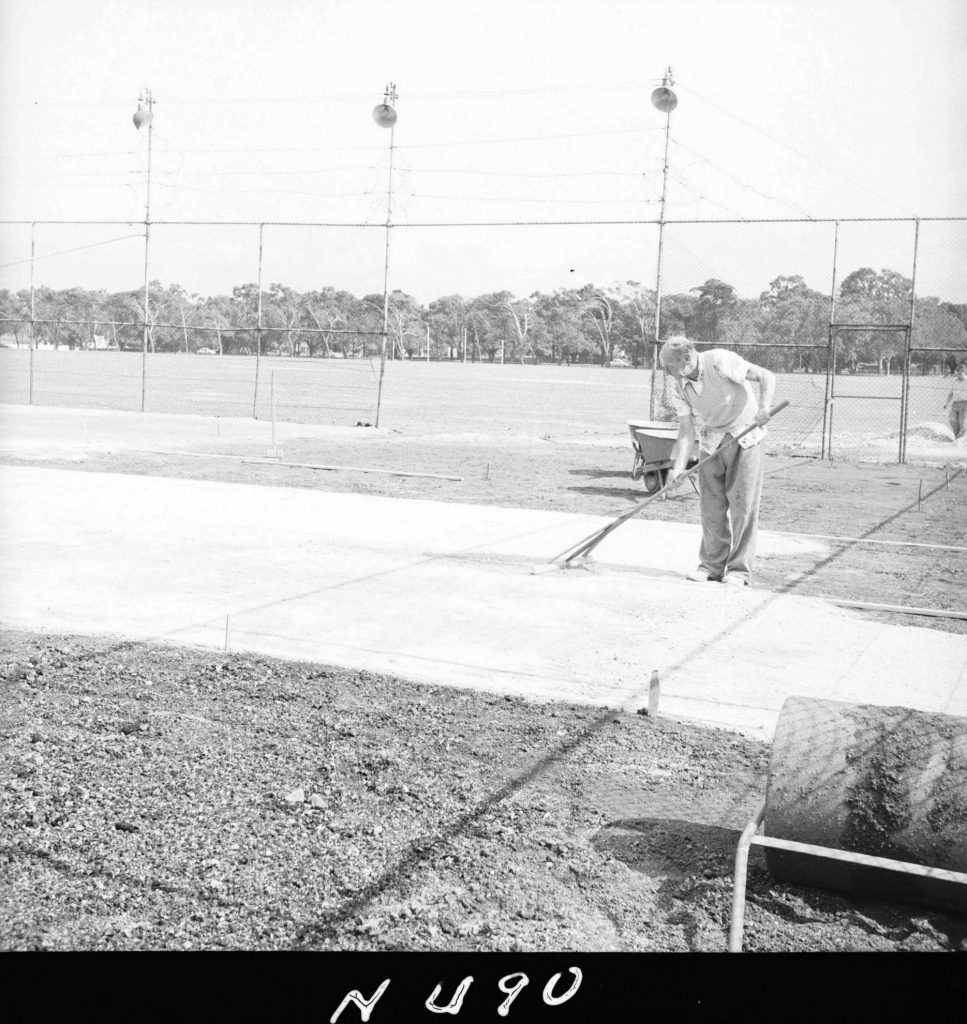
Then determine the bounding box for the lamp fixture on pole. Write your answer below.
[372,82,398,128]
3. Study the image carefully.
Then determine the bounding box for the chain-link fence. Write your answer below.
[0,221,388,426]
[1,217,964,456]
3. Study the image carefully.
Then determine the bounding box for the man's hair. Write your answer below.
[658,336,697,369]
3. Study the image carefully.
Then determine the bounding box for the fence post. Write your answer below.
[649,225,667,421]
[253,222,264,418]
[28,222,36,405]
[270,370,277,455]
[140,196,153,412]
[898,218,920,465]
[375,105,398,430]
[821,220,840,460]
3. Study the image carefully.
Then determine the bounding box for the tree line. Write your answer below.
[1,268,965,374]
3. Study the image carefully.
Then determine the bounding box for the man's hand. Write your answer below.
[666,466,685,484]
[745,365,777,426]
[753,407,772,427]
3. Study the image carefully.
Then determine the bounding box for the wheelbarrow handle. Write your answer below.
[548,400,790,565]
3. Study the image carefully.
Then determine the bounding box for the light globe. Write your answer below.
[372,103,397,128]
[650,86,678,114]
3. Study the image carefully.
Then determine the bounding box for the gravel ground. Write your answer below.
[3,628,965,956]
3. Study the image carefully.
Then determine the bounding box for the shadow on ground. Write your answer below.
[593,817,738,879]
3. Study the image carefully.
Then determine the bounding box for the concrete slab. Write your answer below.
[1,463,965,740]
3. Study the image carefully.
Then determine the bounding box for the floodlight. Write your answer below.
[650,86,678,113]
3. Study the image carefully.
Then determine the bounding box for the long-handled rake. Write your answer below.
[537,400,790,572]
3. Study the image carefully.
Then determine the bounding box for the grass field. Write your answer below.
[0,349,961,463]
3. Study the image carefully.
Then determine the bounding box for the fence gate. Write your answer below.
[823,324,912,463]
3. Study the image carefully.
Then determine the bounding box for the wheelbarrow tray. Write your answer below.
[627,420,699,493]
[627,420,699,463]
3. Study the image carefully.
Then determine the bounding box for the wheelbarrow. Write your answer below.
[627,420,700,495]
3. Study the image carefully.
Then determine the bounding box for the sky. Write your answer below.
[1,0,966,304]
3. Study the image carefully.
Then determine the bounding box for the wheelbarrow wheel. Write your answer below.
[631,452,645,481]
[642,470,664,494]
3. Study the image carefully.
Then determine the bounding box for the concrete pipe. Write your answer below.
[765,696,967,913]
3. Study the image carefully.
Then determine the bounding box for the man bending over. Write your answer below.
[660,336,777,586]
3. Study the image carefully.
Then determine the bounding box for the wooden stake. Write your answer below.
[224,614,230,652]
[648,670,660,717]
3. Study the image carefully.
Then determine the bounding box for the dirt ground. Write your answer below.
[1,430,966,955]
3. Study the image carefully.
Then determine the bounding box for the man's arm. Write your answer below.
[667,415,695,482]
[745,364,777,425]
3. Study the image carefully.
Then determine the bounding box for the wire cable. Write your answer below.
[676,81,917,216]
[395,190,662,206]
[0,233,145,269]
[670,137,816,219]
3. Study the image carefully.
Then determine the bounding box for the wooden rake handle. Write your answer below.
[548,400,791,566]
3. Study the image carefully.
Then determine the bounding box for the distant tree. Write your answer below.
[839,267,912,305]
[261,283,308,356]
[690,278,737,345]
[530,288,595,364]
[32,286,99,350]
[611,281,656,367]
[912,297,967,375]
[941,302,967,336]
[721,300,764,350]
[0,289,31,345]
[195,295,237,354]
[427,294,470,360]
[359,290,424,359]
[577,284,617,366]
[754,274,830,371]
[658,292,699,340]
[503,296,536,365]
[467,291,516,362]
[836,268,913,373]
[303,287,357,357]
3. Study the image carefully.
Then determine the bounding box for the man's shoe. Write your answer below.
[686,567,720,582]
[723,575,749,587]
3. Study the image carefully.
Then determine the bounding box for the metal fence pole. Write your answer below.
[253,222,264,418]
[898,218,921,464]
[141,222,150,412]
[140,107,153,414]
[29,222,36,405]
[375,111,397,430]
[821,221,840,460]
[649,136,672,420]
